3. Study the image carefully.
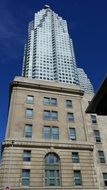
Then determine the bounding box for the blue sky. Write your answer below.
[0,0,107,142]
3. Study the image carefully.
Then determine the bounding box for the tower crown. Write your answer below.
[44,5,50,9]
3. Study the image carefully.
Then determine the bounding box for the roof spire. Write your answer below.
[44,5,50,9]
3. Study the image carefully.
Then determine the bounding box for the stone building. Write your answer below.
[0,5,107,190]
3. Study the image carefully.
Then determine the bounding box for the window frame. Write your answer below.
[91,115,97,124]
[69,128,76,140]
[72,152,79,163]
[66,100,72,108]
[43,126,59,140]
[74,170,82,186]
[21,169,30,186]
[23,150,31,162]
[98,150,105,163]
[26,95,34,104]
[67,112,74,122]
[94,130,101,142]
[103,173,107,186]
[25,108,33,119]
[24,124,32,138]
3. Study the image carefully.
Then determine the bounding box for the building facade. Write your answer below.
[0,5,107,190]
[22,5,79,85]
[77,68,94,94]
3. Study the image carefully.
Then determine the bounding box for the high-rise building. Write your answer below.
[0,5,107,190]
[77,68,94,94]
[22,5,79,85]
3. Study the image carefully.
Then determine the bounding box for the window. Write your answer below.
[43,97,57,106]
[91,115,97,124]
[67,113,74,122]
[24,124,32,138]
[43,110,58,120]
[66,100,72,107]
[45,153,60,186]
[103,173,107,186]
[26,95,34,104]
[72,152,79,163]
[21,169,30,186]
[74,170,82,186]
[23,150,31,162]
[94,130,101,142]
[26,109,33,119]
[43,126,59,139]
[69,128,76,140]
[98,151,105,163]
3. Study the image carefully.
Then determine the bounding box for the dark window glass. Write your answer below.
[23,150,31,162]
[98,151,105,163]
[67,113,74,122]
[45,153,60,186]
[72,152,79,163]
[22,169,30,186]
[69,128,76,140]
[74,170,82,186]
[24,124,32,138]
[66,100,72,107]
[103,173,107,186]
[91,115,97,124]
[94,130,101,142]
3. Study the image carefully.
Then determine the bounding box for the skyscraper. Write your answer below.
[0,5,107,190]
[22,5,79,85]
[77,68,94,94]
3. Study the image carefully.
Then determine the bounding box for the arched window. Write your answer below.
[44,153,60,186]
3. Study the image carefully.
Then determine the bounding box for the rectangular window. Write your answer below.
[67,113,74,122]
[74,170,82,186]
[24,124,32,138]
[51,98,57,105]
[43,97,57,106]
[26,95,34,104]
[91,115,97,124]
[43,126,59,140]
[72,152,79,163]
[94,130,101,142]
[51,111,58,120]
[23,150,31,162]
[103,173,107,186]
[26,109,33,119]
[21,169,30,186]
[66,100,72,107]
[43,110,58,120]
[69,128,76,140]
[44,97,50,105]
[44,110,50,119]
[98,151,105,163]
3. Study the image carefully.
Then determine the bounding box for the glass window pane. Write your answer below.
[26,96,34,104]
[26,109,33,118]
[94,130,101,142]
[52,127,59,139]
[91,115,97,123]
[74,170,82,186]
[23,150,31,161]
[67,113,74,122]
[51,98,57,105]
[103,173,107,186]
[72,152,79,163]
[66,100,72,107]
[44,97,50,105]
[44,110,50,119]
[44,126,51,139]
[69,128,76,140]
[51,111,58,120]
[24,124,32,138]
